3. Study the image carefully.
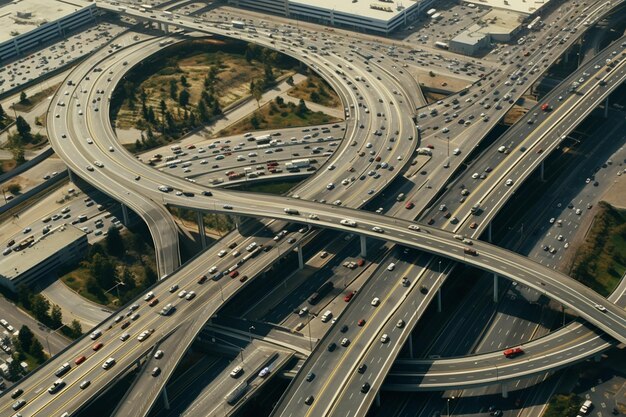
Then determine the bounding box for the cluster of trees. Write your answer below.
[14,325,45,362]
[17,287,82,339]
[79,227,157,305]
[0,103,11,130]
[7,116,42,164]
[305,77,332,104]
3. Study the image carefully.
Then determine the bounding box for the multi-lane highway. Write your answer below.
[4,0,626,416]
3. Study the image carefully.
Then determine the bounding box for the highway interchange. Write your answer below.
[2,0,626,416]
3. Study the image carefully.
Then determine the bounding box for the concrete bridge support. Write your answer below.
[121,204,130,225]
[375,391,381,407]
[493,274,499,303]
[502,384,509,398]
[234,216,241,230]
[360,235,367,258]
[437,288,442,313]
[196,211,207,249]
[297,243,304,269]
[540,160,545,181]
[67,168,75,184]
[408,335,414,358]
[487,222,492,243]
[162,387,170,410]
[605,97,609,118]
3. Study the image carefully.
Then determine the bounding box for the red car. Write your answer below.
[469,222,478,229]
[198,275,208,284]
[229,270,239,278]
[503,347,524,358]
[148,298,159,307]
[92,343,103,351]
[426,144,435,149]
[357,319,366,326]
[75,355,87,365]
[344,291,355,302]
[356,259,365,267]
[405,202,415,210]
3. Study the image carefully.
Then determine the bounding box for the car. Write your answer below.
[371,297,380,306]
[408,224,420,231]
[154,350,164,359]
[121,321,130,329]
[401,277,410,287]
[505,179,514,186]
[405,202,415,209]
[102,358,116,369]
[372,226,384,233]
[169,284,179,293]
[148,298,159,307]
[258,367,270,377]
[340,324,349,333]
[387,263,395,271]
[80,380,91,390]
[327,342,337,351]
[119,333,130,341]
[10,388,23,399]
[178,290,187,298]
[358,364,367,374]
[12,399,26,410]
[340,338,351,347]
[358,319,366,326]
[151,367,161,377]
[503,347,523,358]
[361,382,371,393]
[304,395,314,405]
[230,366,243,378]
[380,334,390,343]
[595,304,607,312]
[397,319,405,328]
[470,222,478,229]
[344,291,355,302]
[137,329,155,341]
[185,291,196,300]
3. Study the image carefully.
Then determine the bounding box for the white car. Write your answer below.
[408,225,420,231]
[371,297,380,306]
[340,219,357,227]
[594,304,607,312]
[387,263,395,271]
[372,226,384,233]
[380,334,390,343]
[218,250,227,257]
[505,179,514,186]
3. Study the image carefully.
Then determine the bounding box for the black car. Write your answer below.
[327,342,337,352]
[361,382,370,393]
[202,191,213,196]
[358,364,367,374]
[306,372,315,381]
[340,325,349,333]
[304,395,314,405]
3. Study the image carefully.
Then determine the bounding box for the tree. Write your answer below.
[0,103,6,120]
[197,100,210,122]
[15,116,31,139]
[18,286,32,310]
[251,80,263,108]
[179,89,190,107]
[180,75,188,87]
[120,268,136,292]
[106,226,124,257]
[69,319,82,338]
[19,91,27,104]
[143,266,157,287]
[429,70,435,77]
[169,79,178,100]
[211,100,222,116]
[263,63,276,87]
[89,253,116,289]
[11,147,25,165]
[31,294,50,323]
[296,99,308,116]
[7,353,22,380]
[7,183,21,195]
[286,75,295,86]
[250,113,261,129]
[17,325,34,353]
[29,338,45,360]
[275,96,284,106]
[310,91,320,103]
[50,304,62,329]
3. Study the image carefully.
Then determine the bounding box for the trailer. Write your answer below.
[285,159,311,170]
[426,8,437,16]
[434,41,449,50]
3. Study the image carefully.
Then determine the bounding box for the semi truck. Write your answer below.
[285,159,311,170]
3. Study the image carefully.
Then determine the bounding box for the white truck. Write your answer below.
[285,159,311,170]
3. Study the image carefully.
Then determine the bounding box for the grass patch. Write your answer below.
[219,98,340,136]
[62,267,113,305]
[543,393,583,417]
[570,201,626,296]
[21,350,47,371]
[239,179,302,195]
[13,84,60,112]
[287,72,341,108]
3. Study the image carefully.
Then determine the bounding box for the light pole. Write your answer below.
[248,326,255,343]
[44,323,67,356]
[447,396,455,416]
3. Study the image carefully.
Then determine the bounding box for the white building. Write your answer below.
[0,0,97,63]
[228,0,437,34]
[0,225,87,292]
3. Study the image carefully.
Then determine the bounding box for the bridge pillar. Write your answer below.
[487,222,492,243]
[493,274,499,303]
[135,358,141,368]
[540,160,545,181]
[121,204,130,225]
[375,391,381,407]
[162,386,171,410]
[360,235,367,258]
[196,211,207,249]
[437,288,442,313]
[234,216,241,229]
[297,243,304,269]
[408,334,414,358]
[501,384,509,398]
[67,168,75,183]
[605,97,609,118]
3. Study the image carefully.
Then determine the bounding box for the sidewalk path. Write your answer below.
[41,280,111,330]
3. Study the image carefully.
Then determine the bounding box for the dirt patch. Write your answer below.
[219,98,341,136]
[602,177,626,209]
[503,106,528,125]
[287,72,341,108]
[12,84,60,112]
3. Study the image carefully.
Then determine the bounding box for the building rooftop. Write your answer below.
[463,0,549,15]
[0,0,90,44]
[0,224,85,281]
[479,9,524,36]
[289,0,421,21]
[451,26,489,46]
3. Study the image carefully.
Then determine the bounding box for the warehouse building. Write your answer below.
[228,0,437,34]
[0,225,87,292]
[0,0,96,63]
